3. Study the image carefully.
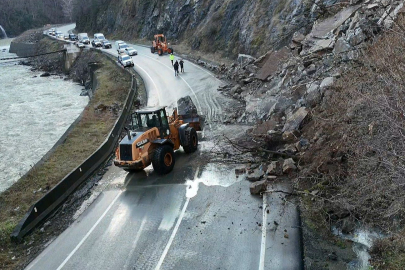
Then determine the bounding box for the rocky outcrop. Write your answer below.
[75,0,318,58]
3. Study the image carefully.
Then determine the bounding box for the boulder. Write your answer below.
[268,96,294,116]
[292,32,306,43]
[300,38,336,55]
[267,130,284,143]
[243,77,253,84]
[305,83,321,107]
[40,72,50,77]
[341,219,356,234]
[320,77,334,89]
[282,130,300,142]
[305,64,317,75]
[235,168,246,175]
[346,28,366,46]
[295,138,310,151]
[283,158,297,174]
[246,169,265,181]
[282,107,309,132]
[177,96,198,115]
[250,180,268,195]
[282,144,298,154]
[231,85,243,94]
[256,47,290,81]
[333,38,352,54]
[266,161,283,176]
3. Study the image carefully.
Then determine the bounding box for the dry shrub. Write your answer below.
[299,17,405,233]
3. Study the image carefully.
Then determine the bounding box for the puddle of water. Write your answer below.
[186,163,243,198]
[332,227,384,270]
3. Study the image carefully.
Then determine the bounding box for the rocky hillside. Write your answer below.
[74,0,322,58]
[181,0,405,268]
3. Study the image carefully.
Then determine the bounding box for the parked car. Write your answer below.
[118,54,134,68]
[76,42,85,48]
[117,43,130,54]
[115,40,125,51]
[78,33,90,44]
[101,40,112,49]
[55,31,64,40]
[94,33,106,41]
[91,39,102,47]
[64,35,69,40]
[125,46,138,56]
[69,34,77,41]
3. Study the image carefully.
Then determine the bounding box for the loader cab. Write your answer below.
[131,107,170,138]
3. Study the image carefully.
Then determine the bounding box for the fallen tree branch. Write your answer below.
[222,135,297,159]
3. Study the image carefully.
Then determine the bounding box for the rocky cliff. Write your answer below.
[74,0,323,58]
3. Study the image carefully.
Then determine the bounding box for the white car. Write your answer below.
[76,42,85,48]
[115,40,125,48]
[117,43,130,54]
[125,46,138,56]
[94,33,106,41]
[55,31,64,40]
[118,54,134,68]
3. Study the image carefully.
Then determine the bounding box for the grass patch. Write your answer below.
[0,46,131,269]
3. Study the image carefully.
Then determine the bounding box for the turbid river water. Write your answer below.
[0,39,88,192]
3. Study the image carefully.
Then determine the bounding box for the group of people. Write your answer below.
[170,53,184,77]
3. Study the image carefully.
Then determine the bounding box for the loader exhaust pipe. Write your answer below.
[124,127,131,140]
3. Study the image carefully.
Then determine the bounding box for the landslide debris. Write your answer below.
[198,1,405,268]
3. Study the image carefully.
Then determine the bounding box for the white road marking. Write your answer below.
[259,193,268,270]
[133,63,162,106]
[56,191,122,270]
[154,167,200,270]
[123,218,147,270]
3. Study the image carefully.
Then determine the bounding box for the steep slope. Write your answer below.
[74,0,320,58]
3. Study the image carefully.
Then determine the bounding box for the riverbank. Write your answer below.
[0,34,136,268]
[0,41,88,193]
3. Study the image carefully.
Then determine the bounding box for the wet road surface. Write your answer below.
[27,24,303,270]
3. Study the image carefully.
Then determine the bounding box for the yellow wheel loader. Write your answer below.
[114,106,201,174]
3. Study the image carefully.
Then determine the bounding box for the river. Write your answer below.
[0,39,88,192]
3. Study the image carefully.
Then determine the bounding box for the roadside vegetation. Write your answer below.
[0,45,131,269]
[298,17,405,269]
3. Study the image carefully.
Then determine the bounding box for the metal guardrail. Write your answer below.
[10,46,139,241]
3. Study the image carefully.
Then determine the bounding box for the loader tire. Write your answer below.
[152,145,175,174]
[151,47,155,53]
[158,49,163,56]
[183,127,198,153]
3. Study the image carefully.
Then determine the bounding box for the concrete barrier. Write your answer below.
[11,62,139,241]
[9,42,36,57]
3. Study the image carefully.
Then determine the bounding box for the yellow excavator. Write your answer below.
[114,105,201,174]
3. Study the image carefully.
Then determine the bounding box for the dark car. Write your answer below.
[91,39,102,47]
[101,40,112,49]
[69,34,77,41]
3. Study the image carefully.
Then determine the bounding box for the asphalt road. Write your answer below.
[27,24,303,270]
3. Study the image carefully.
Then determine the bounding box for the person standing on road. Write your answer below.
[180,59,184,73]
[170,53,174,65]
[174,60,179,77]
